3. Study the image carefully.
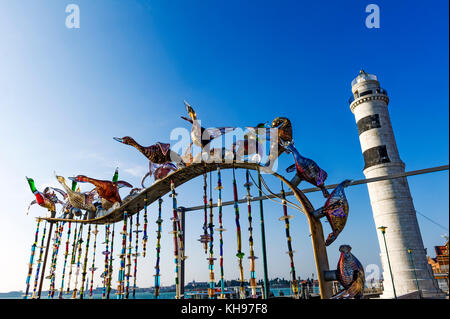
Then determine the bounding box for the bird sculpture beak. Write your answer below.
[113,137,124,143]
[184,100,196,119]
[68,177,83,183]
[183,100,191,111]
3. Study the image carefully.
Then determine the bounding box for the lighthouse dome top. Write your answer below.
[351,69,378,86]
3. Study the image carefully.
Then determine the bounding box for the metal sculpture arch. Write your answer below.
[40,161,333,299]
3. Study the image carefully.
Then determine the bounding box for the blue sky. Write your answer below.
[0,0,448,293]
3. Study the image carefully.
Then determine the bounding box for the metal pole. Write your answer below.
[182,164,449,212]
[257,170,270,298]
[407,248,422,298]
[378,226,397,299]
[37,220,55,298]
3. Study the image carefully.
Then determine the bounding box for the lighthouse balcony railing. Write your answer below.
[348,88,388,104]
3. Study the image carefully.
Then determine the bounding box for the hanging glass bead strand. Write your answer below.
[66,222,79,295]
[102,224,110,299]
[89,225,98,299]
[79,223,92,299]
[232,167,246,299]
[125,215,133,299]
[207,171,216,299]
[58,221,72,299]
[142,197,148,257]
[170,180,180,299]
[107,223,115,299]
[31,221,47,299]
[245,169,258,298]
[214,166,227,299]
[132,211,141,298]
[24,218,41,299]
[154,198,163,299]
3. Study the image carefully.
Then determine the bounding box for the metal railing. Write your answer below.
[183,164,449,212]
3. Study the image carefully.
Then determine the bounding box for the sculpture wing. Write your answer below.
[116,180,133,188]
[49,187,67,200]
[204,127,236,140]
[181,116,193,124]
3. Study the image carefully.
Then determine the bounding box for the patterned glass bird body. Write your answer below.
[333,245,365,299]
[284,142,329,198]
[322,179,351,246]
[55,174,97,213]
[114,136,185,186]
[26,177,65,215]
[114,136,185,166]
[68,175,132,206]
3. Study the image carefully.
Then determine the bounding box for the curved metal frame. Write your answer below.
[40,161,333,299]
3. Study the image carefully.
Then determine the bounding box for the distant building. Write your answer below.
[427,241,449,293]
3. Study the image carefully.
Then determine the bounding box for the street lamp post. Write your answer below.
[407,248,422,298]
[378,226,397,299]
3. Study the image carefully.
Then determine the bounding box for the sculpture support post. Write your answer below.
[306,215,332,299]
[37,220,54,298]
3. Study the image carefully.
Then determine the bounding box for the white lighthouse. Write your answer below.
[349,70,442,298]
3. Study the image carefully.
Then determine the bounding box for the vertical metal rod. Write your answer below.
[379,227,397,299]
[257,170,270,298]
[37,220,54,299]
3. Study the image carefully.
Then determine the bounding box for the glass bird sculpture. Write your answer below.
[113,136,185,187]
[181,100,236,153]
[283,141,329,198]
[26,177,65,216]
[332,245,365,299]
[68,175,132,211]
[321,180,352,246]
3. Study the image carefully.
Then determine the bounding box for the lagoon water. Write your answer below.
[13,287,318,299]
